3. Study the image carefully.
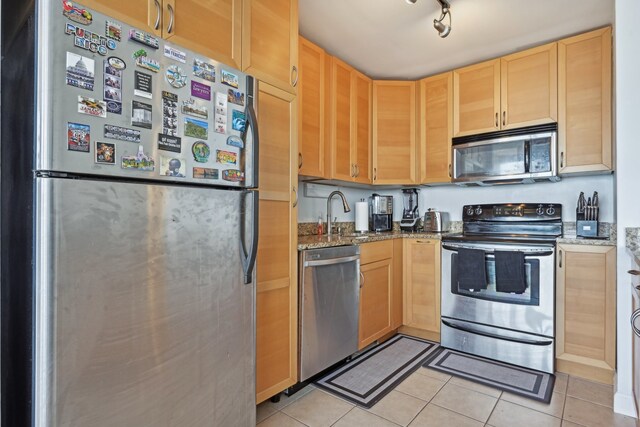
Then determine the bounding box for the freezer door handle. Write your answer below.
[241,190,259,284]
[243,76,259,188]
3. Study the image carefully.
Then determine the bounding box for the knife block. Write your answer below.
[576,209,598,237]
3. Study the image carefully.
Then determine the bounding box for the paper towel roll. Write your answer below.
[355,202,369,232]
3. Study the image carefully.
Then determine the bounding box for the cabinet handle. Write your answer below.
[628,270,640,276]
[298,152,303,169]
[291,66,299,87]
[374,167,377,181]
[360,271,365,288]
[495,112,498,128]
[355,164,360,178]
[560,152,564,169]
[448,163,452,178]
[502,111,506,126]
[416,240,433,244]
[558,249,563,268]
[292,186,298,208]
[631,309,640,337]
[350,164,355,177]
[153,0,161,30]
[166,3,175,34]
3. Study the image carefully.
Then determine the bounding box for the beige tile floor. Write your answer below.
[256,369,638,427]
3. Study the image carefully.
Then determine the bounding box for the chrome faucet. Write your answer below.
[327,191,351,236]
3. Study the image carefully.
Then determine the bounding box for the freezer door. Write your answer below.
[37,1,257,188]
[34,177,255,427]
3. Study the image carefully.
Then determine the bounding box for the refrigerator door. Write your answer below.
[37,1,257,188]
[34,177,256,426]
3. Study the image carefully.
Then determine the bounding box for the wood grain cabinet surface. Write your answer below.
[81,0,159,35]
[556,244,616,384]
[255,82,298,404]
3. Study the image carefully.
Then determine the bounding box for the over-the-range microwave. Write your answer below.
[452,124,559,186]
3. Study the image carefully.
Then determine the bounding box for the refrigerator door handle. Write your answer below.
[243,77,259,188]
[241,189,260,284]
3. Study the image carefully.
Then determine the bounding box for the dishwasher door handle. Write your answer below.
[304,255,360,267]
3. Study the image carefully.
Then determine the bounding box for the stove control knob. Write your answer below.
[536,205,545,216]
[466,207,474,216]
[546,206,556,216]
[475,206,483,216]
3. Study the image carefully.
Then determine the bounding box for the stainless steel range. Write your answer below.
[441,203,562,373]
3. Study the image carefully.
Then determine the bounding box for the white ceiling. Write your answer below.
[299,0,614,80]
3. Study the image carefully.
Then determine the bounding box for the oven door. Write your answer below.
[441,240,556,337]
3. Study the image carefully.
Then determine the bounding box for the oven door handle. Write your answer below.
[441,244,554,257]
[441,319,554,346]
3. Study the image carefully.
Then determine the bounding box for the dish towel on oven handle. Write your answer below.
[494,251,527,294]
[456,248,488,291]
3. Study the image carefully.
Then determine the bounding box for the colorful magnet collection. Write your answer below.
[61,2,246,180]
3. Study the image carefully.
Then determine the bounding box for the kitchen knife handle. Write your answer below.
[153,0,161,30]
[166,3,175,34]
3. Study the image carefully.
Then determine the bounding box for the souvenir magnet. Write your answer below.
[136,56,160,73]
[158,133,182,153]
[104,124,141,143]
[221,69,239,88]
[78,95,106,118]
[129,29,159,49]
[181,98,208,120]
[62,1,92,25]
[193,167,219,180]
[103,59,122,114]
[106,20,122,41]
[192,141,210,163]
[193,59,215,82]
[216,150,237,165]
[222,169,244,182]
[121,145,155,171]
[191,81,211,101]
[95,141,116,164]
[64,23,108,55]
[184,117,208,140]
[134,71,153,99]
[107,56,126,70]
[231,110,246,132]
[166,65,187,89]
[163,45,187,63]
[226,135,244,149]
[160,156,186,177]
[66,52,95,91]
[67,122,90,152]
[131,100,152,129]
[227,89,245,106]
[133,49,148,59]
[162,91,179,136]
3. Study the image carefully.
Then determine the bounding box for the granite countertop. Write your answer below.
[626,227,640,264]
[297,231,455,250]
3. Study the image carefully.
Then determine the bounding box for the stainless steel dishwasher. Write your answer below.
[299,245,360,381]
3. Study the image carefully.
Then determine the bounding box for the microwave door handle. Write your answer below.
[524,140,530,173]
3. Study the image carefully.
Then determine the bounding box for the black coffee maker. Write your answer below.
[400,188,420,232]
[369,194,393,232]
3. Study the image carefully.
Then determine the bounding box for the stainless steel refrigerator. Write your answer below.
[2,1,258,425]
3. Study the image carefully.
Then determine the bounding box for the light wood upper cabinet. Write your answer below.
[501,43,557,129]
[419,72,452,184]
[453,59,501,137]
[242,0,298,94]
[556,244,616,385]
[298,37,327,178]
[81,0,159,35]
[255,82,298,403]
[353,70,372,183]
[330,58,355,181]
[403,239,441,341]
[164,0,242,69]
[372,81,417,185]
[558,27,612,174]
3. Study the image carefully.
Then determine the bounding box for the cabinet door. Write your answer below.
[359,258,393,349]
[501,43,557,130]
[392,239,404,330]
[242,0,298,94]
[298,37,326,178]
[82,0,160,36]
[372,81,416,185]
[453,59,500,137]
[330,57,355,181]
[403,240,441,338]
[163,0,242,69]
[558,27,612,174]
[556,244,616,384]
[353,70,372,184]
[419,72,452,184]
[255,82,298,403]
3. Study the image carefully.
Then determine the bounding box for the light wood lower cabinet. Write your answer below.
[401,239,441,342]
[255,82,298,404]
[556,244,616,384]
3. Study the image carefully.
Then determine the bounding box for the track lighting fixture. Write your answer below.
[406,0,452,38]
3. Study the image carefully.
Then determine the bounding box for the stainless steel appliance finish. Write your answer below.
[452,124,558,185]
[369,194,393,232]
[327,191,351,237]
[299,246,360,381]
[424,209,449,233]
[441,203,561,374]
[35,178,256,426]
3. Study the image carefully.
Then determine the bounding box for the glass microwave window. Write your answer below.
[529,138,551,173]
[454,140,525,179]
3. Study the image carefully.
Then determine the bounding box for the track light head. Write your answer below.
[405,0,418,3]
[433,19,451,38]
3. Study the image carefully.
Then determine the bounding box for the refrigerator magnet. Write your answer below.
[131,101,152,129]
[166,65,187,89]
[105,21,122,41]
[191,81,211,101]
[78,95,106,118]
[95,142,116,165]
[62,1,93,25]
[227,89,245,106]
[128,29,159,49]
[135,56,160,73]
[222,169,244,182]
[104,125,141,143]
[184,117,208,140]
[226,135,244,149]
[160,156,186,177]
[65,23,109,56]
[104,60,123,114]
[107,57,126,70]
[181,99,208,120]
[193,167,219,180]
[121,146,155,171]
[67,122,90,153]
[162,92,179,137]
[221,70,239,88]
[216,150,237,165]
[193,59,215,82]
[163,45,187,64]
[157,134,182,153]
[231,110,246,132]
[134,71,153,99]
[192,141,210,163]
[66,52,95,91]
